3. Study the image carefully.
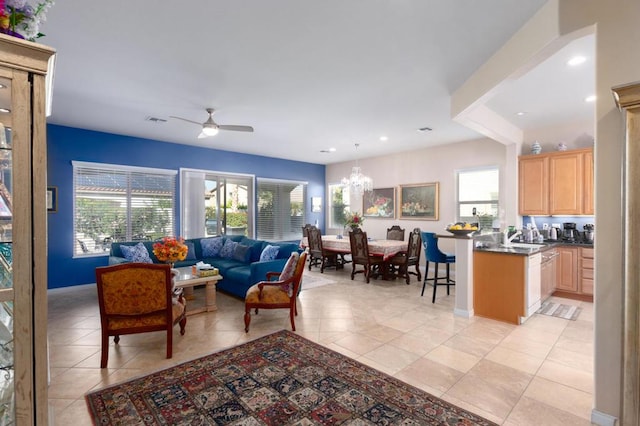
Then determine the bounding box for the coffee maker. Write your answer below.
[583,224,595,244]
[562,222,579,242]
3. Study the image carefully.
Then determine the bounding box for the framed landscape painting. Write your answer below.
[399,182,439,220]
[363,187,395,218]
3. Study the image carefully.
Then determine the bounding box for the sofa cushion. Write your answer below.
[240,237,266,262]
[272,243,300,260]
[233,244,251,263]
[259,244,280,262]
[202,258,245,276]
[184,242,197,260]
[223,266,252,286]
[120,243,153,263]
[220,239,238,259]
[201,237,224,257]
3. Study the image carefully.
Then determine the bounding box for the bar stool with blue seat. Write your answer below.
[421,231,455,303]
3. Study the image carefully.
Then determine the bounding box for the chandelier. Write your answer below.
[341,144,373,197]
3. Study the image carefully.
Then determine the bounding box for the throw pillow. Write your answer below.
[201,237,224,257]
[120,242,153,263]
[259,244,280,262]
[233,244,251,263]
[277,252,300,294]
[220,239,238,259]
[184,242,197,260]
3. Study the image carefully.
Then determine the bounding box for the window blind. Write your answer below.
[72,161,177,256]
[256,178,306,241]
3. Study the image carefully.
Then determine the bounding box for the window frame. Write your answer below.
[256,177,307,242]
[327,182,350,231]
[456,166,500,226]
[72,161,177,258]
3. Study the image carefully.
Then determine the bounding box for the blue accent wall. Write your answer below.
[47,124,325,289]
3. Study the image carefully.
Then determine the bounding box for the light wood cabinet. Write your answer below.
[579,247,594,295]
[556,246,578,292]
[540,248,558,301]
[518,148,593,216]
[0,35,54,425]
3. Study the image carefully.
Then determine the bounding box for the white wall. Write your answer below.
[523,119,595,154]
[326,138,507,255]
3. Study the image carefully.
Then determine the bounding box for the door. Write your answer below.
[205,175,252,237]
[556,246,578,292]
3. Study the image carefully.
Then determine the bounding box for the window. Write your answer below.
[73,161,177,256]
[180,169,254,239]
[328,183,350,229]
[256,178,306,241]
[457,167,499,229]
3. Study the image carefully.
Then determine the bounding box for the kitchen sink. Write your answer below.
[501,243,546,249]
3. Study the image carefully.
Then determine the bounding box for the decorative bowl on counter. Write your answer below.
[446,228,477,236]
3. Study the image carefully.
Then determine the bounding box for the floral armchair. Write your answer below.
[95,263,187,368]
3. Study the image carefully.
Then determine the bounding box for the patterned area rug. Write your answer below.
[86,330,497,425]
[537,301,582,320]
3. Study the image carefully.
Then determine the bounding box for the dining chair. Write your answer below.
[421,231,456,303]
[390,228,422,284]
[386,225,405,241]
[95,263,187,368]
[307,225,341,272]
[244,251,308,332]
[348,228,384,283]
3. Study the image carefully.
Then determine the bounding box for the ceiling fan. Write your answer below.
[170,108,254,138]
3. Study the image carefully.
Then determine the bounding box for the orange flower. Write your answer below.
[152,236,188,263]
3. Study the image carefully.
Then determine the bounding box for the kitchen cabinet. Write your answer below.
[579,247,594,295]
[0,35,54,425]
[518,148,593,216]
[474,251,541,325]
[556,246,578,292]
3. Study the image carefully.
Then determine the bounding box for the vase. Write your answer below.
[531,141,542,154]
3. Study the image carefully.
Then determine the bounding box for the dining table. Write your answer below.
[300,235,408,281]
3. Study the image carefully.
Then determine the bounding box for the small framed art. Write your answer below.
[311,196,322,213]
[47,186,57,213]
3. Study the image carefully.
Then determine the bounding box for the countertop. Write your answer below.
[474,241,594,256]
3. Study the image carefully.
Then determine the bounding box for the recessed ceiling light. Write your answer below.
[329,147,336,152]
[585,95,597,102]
[0,84,6,89]
[516,111,527,116]
[0,108,10,113]
[320,147,337,153]
[567,56,587,66]
[417,127,432,132]
[379,136,388,142]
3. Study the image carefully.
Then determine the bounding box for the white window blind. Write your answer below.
[72,161,177,256]
[256,178,306,241]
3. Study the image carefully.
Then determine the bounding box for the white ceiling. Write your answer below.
[37,0,593,165]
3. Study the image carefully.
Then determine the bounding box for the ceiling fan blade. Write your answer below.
[218,125,254,132]
[169,116,202,126]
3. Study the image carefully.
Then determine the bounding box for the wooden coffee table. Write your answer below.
[174,267,222,315]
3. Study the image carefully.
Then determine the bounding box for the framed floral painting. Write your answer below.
[363,187,395,218]
[399,182,439,220]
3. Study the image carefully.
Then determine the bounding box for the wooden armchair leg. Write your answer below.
[179,317,187,335]
[167,330,173,359]
[289,309,296,331]
[244,307,251,332]
[100,333,109,368]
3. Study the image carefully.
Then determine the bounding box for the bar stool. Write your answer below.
[421,232,455,303]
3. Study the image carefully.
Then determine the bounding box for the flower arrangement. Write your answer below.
[0,0,54,41]
[152,236,188,264]
[345,211,364,229]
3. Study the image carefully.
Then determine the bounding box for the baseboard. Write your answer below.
[591,409,618,426]
[454,308,473,318]
[551,290,593,303]
[47,282,96,294]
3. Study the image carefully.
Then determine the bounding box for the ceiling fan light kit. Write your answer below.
[170,108,254,139]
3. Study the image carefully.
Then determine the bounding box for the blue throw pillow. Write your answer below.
[220,239,238,259]
[259,244,280,262]
[201,237,224,257]
[233,244,251,263]
[120,242,153,263]
[184,242,197,260]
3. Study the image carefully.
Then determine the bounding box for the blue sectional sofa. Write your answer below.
[108,235,301,299]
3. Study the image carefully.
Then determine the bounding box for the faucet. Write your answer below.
[503,229,522,247]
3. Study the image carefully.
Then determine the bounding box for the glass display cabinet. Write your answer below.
[0,34,55,425]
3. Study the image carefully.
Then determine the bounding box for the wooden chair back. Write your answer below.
[349,228,371,262]
[386,225,405,241]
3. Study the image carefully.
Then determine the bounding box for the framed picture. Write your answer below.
[363,187,395,218]
[399,182,439,220]
[47,186,57,213]
[311,196,322,213]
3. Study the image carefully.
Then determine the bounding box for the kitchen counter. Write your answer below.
[474,241,593,256]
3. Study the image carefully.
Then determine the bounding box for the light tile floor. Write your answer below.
[47,267,596,425]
